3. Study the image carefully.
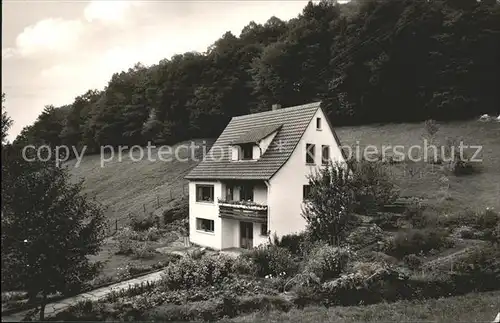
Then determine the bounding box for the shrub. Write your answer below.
[144,227,161,241]
[304,244,351,281]
[151,254,182,270]
[437,210,476,228]
[362,251,399,265]
[146,295,292,321]
[302,162,354,245]
[321,262,408,305]
[272,232,306,256]
[132,243,157,259]
[452,226,477,239]
[243,245,298,278]
[403,254,422,270]
[231,256,258,276]
[451,245,500,292]
[383,229,450,258]
[162,197,188,225]
[406,207,439,229]
[161,254,233,289]
[493,222,500,244]
[348,158,399,214]
[115,227,138,255]
[450,158,475,176]
[346,224,384,249]
[371,212,402,230]
[130,213,157,232]
[474,208,499,230]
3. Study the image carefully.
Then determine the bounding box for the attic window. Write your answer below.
[240,144,253,160]
[316,117,322,130]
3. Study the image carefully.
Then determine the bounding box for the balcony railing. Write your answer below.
[218,199,268,223]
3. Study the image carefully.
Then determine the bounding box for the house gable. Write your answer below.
[267,107,346,236]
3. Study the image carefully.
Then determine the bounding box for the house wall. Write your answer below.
[253,183,267,204]
[188,180,223,250]
[268,108,346,237]
[221,218,239,249]
[190,180,269,250]
[253,223,269,248]
[252,145,261,159]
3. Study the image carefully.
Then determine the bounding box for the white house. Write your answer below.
[185,101,347,250]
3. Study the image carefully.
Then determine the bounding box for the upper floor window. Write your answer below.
[306,143,315,164]
[196,184,214,203]
[316,117,322,130]
[240,144,253,160]
[240,184,254,201]
[226,185,234,201]
[322,145,330,165]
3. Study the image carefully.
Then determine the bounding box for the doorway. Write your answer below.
[240,221,253,249]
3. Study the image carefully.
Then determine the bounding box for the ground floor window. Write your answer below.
[260,223,268,236]
[196,218,215,233]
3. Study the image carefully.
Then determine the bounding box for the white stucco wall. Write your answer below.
[253,183,267,204]
[253,222,269,247]
[189,181,223,249]
[221,218,239,249]
[268,108,346,237]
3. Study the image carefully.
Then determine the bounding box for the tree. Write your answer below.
[2,93,13,144]
[1,147,106,321]
[348,158,399,214]
[302,162,353,246]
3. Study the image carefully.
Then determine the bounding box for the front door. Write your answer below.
[240,221,253,249]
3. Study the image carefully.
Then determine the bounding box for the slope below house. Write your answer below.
[67,139,215,226]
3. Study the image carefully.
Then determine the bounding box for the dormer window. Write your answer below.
[230,124,283,162]
[240,144,254,160]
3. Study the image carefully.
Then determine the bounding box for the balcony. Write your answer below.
[218,199,268,223]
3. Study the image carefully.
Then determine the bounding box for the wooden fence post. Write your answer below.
[143,204,146,214]
[157,195,160,208]
[115,219,118,233]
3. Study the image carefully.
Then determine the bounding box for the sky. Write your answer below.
[2,0,318,142]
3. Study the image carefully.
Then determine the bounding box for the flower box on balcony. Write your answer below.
[218,199,268,211]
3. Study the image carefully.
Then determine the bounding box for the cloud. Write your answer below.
[83,1,142,24]
[14,18,85,57]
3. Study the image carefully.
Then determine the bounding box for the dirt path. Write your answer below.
[1,270,165,322]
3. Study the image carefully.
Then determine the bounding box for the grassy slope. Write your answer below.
[67,139,214,225]
[226,291,500,323]
[68,120,499,224]
[336,120,500,212]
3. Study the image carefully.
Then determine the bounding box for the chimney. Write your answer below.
[272,103,281,111]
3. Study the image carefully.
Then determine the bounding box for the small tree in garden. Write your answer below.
[348,158,399,214]
[302,162,354,246]
[1,145,106,321]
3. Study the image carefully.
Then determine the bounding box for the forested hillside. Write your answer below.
[13,0,500,151]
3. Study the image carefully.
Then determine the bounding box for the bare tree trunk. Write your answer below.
[39,293,47,321]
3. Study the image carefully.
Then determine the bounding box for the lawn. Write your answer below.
[336,120,500,213]
[226,291,500,323]
[67,139,214,227]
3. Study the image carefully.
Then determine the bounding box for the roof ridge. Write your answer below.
[232,101,321,120]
